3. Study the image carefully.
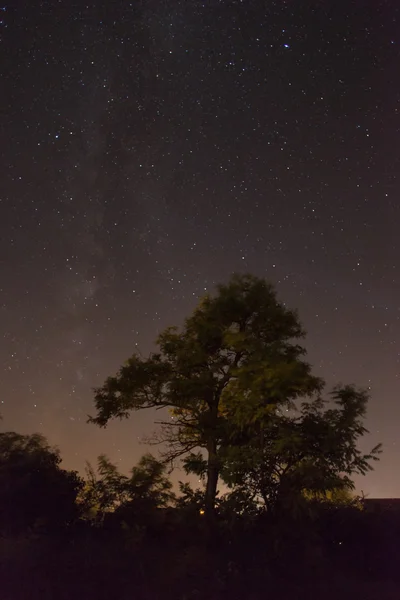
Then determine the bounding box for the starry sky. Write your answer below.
[1,1,399,497]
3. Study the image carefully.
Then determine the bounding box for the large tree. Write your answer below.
[90,274,322,516]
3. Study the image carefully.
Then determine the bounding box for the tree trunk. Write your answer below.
[205,437,219,519]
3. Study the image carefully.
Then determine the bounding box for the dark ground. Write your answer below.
[1,507,399,600]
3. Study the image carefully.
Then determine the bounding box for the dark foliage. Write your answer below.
[0,429,392,600]
[1,503,400,600]
[0,432,83,534]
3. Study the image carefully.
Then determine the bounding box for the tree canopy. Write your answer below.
[80,453,174,524]
[220,385,381,517]
[0,432,82,533]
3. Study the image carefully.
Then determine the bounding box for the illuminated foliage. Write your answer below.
[221,386,381,516]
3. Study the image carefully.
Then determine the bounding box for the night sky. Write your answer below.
[2,1,399,497]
